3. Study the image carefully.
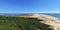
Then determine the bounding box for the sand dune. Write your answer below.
[19,14,60,30]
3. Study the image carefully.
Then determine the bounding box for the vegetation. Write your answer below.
[0,16,53,30]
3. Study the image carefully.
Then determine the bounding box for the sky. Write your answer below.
[0,0,60,13]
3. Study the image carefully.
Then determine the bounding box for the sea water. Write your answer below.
[43,13,60,18]
[0,13,60,18]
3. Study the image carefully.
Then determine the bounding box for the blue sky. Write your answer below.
[0,0,60,13]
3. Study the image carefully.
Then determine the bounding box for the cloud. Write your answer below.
[39,9,60,13]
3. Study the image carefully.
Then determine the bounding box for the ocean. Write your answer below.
[43,13,60,18]
[0,13,60,18]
